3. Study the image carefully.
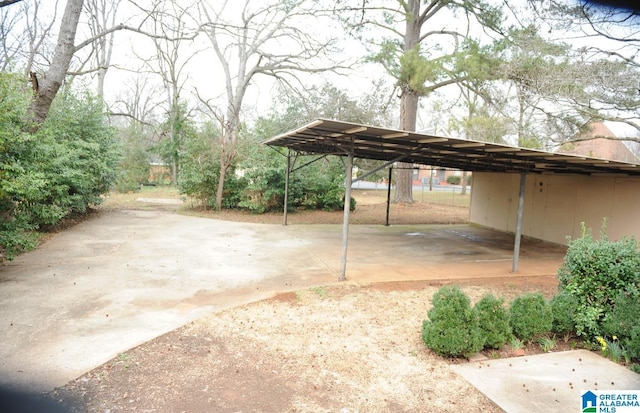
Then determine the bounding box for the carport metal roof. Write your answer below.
[263,118,640,176]
[263,118,640,280]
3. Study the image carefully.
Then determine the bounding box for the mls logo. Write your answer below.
[582,390,640,413]
[582,391,597,413]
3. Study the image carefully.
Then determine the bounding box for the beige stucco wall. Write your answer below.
[470,172,640,244]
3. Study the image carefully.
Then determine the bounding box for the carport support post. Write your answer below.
[283,151,291,226]
[385,167,393,226]
[512,173,526,272]
[339,152,354,281]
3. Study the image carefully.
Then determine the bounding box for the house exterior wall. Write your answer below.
[415,168,470,186]
[470,172,640,244]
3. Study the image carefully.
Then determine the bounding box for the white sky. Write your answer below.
[8,0,640,132]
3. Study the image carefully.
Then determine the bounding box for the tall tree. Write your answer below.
[82,0,121,97]
[339,0,505,202]
[0,0,58,73]
[28,0,84,126]
[135,0,199,185]
[198,0,345,210]
[530,0,640,137]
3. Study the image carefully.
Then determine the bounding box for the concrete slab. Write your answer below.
[0,210,336,392]
[0,210,566,394]
[452,350,640,413]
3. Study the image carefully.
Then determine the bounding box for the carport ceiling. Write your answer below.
[263,118,640,176]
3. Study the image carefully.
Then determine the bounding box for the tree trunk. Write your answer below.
[215,141,235,211]
[396,88,419,203]
[394,0,421,203]
[28,0,84,126]
[216,159,227,211]
[461,171,468,195]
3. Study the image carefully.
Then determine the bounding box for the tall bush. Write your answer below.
[602,291,640,359]
[114,126,150,192]
[0,74,118,259]
[421,285,483,357]
[0,73,40,259]
[236,143,353,213]
[557,222,640,338]
[37,91,119,216]
[174,119,217,206]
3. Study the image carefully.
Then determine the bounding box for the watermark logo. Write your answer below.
[582,390,640,413]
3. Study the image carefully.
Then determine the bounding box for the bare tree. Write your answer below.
[0,0,58,75]
[110,75,165,128]
[24,0,170,127]
[133,0,200,184]
[0,1,23,70]
[529,0,640,138]
[81,0,121,97]
[198,0,345,210]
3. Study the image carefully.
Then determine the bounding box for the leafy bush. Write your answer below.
[549,291,578,335]
[557,222,640,338]
[446,175,461,185]
[602,291,640,359]
[421,285,483,357]
[176,121,219,206]
[0,73,38,259]
[475,294,511,349]
[114,127,150,193]
[509,293,553,342]
[626,327,640,360]
[237,143,353,213]
[0,74,118,259]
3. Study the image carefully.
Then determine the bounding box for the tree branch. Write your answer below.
[73,23,198,53]
[0,0,22,8]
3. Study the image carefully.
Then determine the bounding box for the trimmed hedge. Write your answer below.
[421,285,483,357]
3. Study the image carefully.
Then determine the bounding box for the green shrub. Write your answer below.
[0,74,118,260]
[557,222,640,338]
[602,291,640,337]
[509,293,553,342]
[602,291,640,359]
[421,285,483,357]
[626,327,640,360]
[237,145,352,213]
[549,291,578,335]
[114,128,150,193]
[475,294,511,349]
[446,175,461,185]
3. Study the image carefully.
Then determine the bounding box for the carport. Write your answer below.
[264,118,640,280]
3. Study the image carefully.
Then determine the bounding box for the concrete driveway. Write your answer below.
[0,209,566,393]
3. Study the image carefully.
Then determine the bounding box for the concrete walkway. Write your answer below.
[0,208,567,394]
[453,350,640,413]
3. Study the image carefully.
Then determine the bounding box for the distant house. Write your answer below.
[148,157,172,184]
[413,127,470,186]
[561,122,639,163]
[415,168,469,186]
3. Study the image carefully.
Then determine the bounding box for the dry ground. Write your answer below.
[50,187,562,412]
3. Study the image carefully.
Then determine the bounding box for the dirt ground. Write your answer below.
[50,188,563,412]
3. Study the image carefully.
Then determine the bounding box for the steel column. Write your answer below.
[283,151,291,226]
[339,152,354,281]
[512,173,526,272]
